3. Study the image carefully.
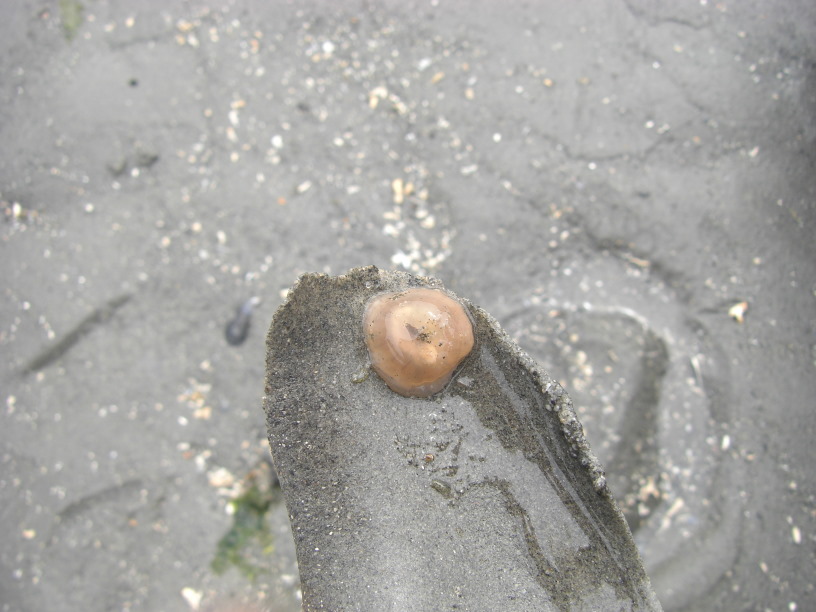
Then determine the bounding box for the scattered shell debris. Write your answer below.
[176,379,213,420]
[377,168,451,275]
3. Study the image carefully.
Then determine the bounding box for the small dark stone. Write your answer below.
[225,297,260,346]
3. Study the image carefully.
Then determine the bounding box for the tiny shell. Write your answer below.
[363,288,474,397]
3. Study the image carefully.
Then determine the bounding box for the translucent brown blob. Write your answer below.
[363,288,475,397]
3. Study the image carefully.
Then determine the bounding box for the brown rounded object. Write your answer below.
[362,288,475,397]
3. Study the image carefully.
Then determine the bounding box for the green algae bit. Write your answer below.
[211,484,277,580]
[59,0,84,41]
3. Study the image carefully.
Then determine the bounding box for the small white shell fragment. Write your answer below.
[208,467,235,488]
[180,587,203,610]
[728,301,748,323]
